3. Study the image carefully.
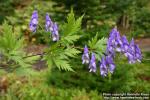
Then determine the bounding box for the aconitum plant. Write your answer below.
[45,13,53,32]
[29,11,59,41]
[28,10,142,78]
[82,28,142,77]
[99,55,115,77]
[100,57,107,77]
[89,53,96,72]
[27,9,85,72]
[82,45,90,64]
[29,11,38,32]
[45,14,59,41]
[51,23,59,41]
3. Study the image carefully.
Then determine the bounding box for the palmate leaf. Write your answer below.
[53,57,74,72]
[60,35,81,45]
[88,34,107,60]
[60,9,83,45]
[64,47,81,58]
[62,9,83,36]
[0,21,24,53]
[0,21,39,74]
[88,34,99,49]
[44,47,80,71]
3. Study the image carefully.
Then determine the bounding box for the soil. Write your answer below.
[135,38,150,52]
[25,44,47,70]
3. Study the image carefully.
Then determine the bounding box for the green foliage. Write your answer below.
[0,75,102,100]
[43,10,82,71]
[53,0,150,37]
[62,9,83,36]
[46,57,150,93]
[60,9,83,45]
[0,0,23,24]
[88,34,107,60]
[0,22,38,74]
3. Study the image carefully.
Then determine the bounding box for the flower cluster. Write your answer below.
[82,28,142,77]
[29,11,59,41]
[82,45,96,73]
[100,55,115,77]
[106,28,142,63]
[45,13,59,41]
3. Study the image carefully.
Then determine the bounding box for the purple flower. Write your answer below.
[134,44,142,62]
[127,38,136,63]
[51,23,59,41]
[100,57,108,77]
[45,13,53,32]
[122,38,142,64]
[29,11,38,32]
[82,45,90,64]
[106,43,115,57]
[89,53,96,72]
[121,35,130,56]
[107,28,122,55]
[106,56,115,73]
[108,28,117,47]
[45,13,59,42]
[115,31,122,52]
[121,36,136,63]
[130,38,135,51]
[109,28,118,38]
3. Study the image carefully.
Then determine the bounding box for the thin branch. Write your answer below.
[23,53,46,59]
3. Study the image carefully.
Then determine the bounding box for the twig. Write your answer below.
[23,53,46,59]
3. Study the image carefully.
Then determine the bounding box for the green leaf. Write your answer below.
[0,21,39,74]
[88,34,107,60]
[43,9,83,72]
[64,47,81,58]
[61,35,81,45]
[62,9,83,36]
[53,57,74,71]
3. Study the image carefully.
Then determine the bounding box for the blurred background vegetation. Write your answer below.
[0,0,150,99]
[0,0,150,37]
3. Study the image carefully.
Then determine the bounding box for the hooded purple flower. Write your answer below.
[130,38,135,51]
[122,38,142,64]
[45,13,53,32]
[127,38,136,64]
[106,28,122,56]
[121,35,130,56]
[82,45,90,64]
[51,23,59,41]
[109,28,118,38]
[100,57,108,77]
[29,11,38,32]
[115,31,122,52]
[106,43,115,57]
[108,28,118,47]
[129,38,142,62]
[89,53,96,72]
[134,44,142,62]
[106,56,115,73]
[121,36,135,63]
